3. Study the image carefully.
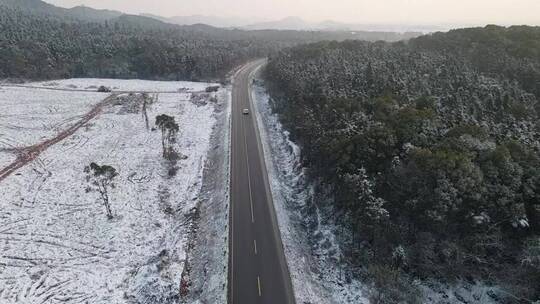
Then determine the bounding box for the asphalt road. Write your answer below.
[229,60,296,304]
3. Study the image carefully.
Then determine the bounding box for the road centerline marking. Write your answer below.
[230,60,295,304]
[241,104,255,224]
[229,62,250,304]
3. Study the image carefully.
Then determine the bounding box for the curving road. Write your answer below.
[228,60,296,304]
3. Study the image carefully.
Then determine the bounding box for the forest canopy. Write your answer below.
[264,25,540,302]
[0,2,418,82]
[0,7,268,81]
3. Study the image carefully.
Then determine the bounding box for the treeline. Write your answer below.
[0,7,270,81]
[0,3,419,82]
[264,26,540,302]
[410,25,540,105]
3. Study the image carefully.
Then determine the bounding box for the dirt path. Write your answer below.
[0,94,118,182]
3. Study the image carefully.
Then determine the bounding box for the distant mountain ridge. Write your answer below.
[243,16,312,31]
[2,0,431,33]
[141,13,258,28]
[140,12,437,33]
[65,5,122,21]
[0,0,183,30]
[243,16,443,32]
[0,0,123,21]
[0,0,421,42]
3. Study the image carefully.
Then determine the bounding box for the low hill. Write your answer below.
[67,5,122,21]
[0,0,122,21]
[244,16,310,31]
[141,13,257,28]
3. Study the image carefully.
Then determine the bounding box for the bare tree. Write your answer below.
[84,163,118,219]
[142,93,158,130]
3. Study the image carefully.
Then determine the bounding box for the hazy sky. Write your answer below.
[44,0,540,25]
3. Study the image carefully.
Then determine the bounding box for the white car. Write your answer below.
[243,108,250,115]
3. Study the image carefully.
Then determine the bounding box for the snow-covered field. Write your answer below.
[251,80,369,304]
[0,79,228,303]
[184,89,231,304]
[0,87,105,168]
[5,78,211,93]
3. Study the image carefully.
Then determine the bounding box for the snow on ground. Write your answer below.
[0,152,15,169]
[26,79,213,92]
[0,79,227,303]
[185,89,231,304]
[420,281,503,304]
[251,80,369,304]
[0,87,105,167]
